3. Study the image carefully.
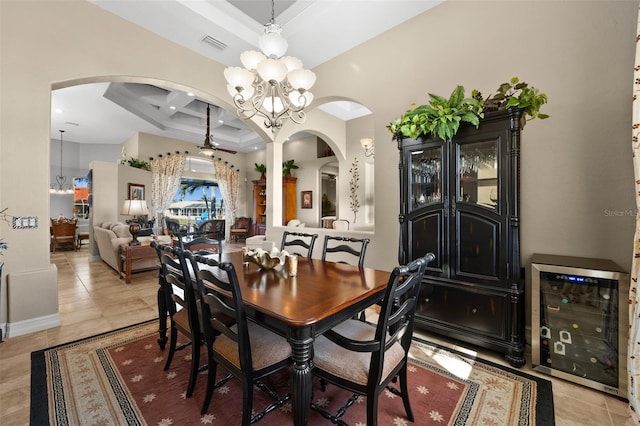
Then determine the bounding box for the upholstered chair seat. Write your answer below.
[313,320,404,386]
[213,321,291,370]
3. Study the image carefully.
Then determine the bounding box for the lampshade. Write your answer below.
[240,50,266,70]
[281,56,302,72]
[200,146,216,157]
[121,199,149,216]
[360,138,375,157]
[259,23,288,58]
[360,138,374,149]
[256,58,288,83]
[263,96,285,114]
[287,69,316,91]
[224,67,255,91]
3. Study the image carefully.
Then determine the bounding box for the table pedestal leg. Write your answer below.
[290,336,313,426]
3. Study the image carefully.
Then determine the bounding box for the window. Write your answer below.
[166,178,223,224]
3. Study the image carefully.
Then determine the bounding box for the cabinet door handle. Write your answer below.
[471,307,478,315]
[444,196,449,217]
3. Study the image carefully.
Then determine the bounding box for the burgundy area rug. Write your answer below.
[31,321,554,425]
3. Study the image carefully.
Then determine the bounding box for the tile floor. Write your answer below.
[0,245,635,425]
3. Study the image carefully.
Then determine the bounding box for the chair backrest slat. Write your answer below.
[321,236,370,267]
[280,231,318,259]
[181,236,222,256]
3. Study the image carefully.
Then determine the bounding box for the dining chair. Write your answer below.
[181,236,222,256]
[321,235,370,267]
[190,252,292,423]
[280,230,318,259]
[50,217,78,252]
[322,235,371,320]
[196,219,225,240]
[152,242,203,398]
[331,219,350,231]
[311,252,435,426]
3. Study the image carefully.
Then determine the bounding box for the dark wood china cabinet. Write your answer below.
[398,107,526,367]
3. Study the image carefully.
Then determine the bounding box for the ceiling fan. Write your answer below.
[200,103,237,155]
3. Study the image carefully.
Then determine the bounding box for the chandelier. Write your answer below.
[224,0,316,132]
[50,130,74,195]
[199,103,217,157]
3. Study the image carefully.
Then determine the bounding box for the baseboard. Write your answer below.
[6,313,60,338]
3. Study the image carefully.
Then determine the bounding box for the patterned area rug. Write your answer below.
[31,321,554,425]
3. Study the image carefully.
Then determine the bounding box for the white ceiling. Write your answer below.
[51,0,444,152]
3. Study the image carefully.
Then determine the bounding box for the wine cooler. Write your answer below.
[531,254,629,398]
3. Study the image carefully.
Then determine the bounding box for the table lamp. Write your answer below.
[121,199,149,246]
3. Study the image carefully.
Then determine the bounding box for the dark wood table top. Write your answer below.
[201,251,390,327]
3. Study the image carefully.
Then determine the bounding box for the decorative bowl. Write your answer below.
[243,249,282,270]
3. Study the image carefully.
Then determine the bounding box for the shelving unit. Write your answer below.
[252,175,297,235]
[253,176,267,235]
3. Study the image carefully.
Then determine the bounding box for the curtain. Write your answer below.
[213,159,239,242]
[151,154,186,230]
[629,6,640,420]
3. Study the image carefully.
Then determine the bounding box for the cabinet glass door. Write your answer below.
[457,140,498,210]
[409,146,442,212]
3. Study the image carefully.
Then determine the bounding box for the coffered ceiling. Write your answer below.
[51,1,444,152]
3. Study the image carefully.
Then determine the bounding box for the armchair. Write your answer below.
[230,217,252,242]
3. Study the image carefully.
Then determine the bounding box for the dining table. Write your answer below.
[155,250,390,426]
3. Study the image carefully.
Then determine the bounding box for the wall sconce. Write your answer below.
[360,138,375,157]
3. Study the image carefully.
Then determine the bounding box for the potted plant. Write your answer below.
[254,163,266,179]
[282,159,299,176]
[387,76,548,142]
[387,85,483,142]
[482,76,550,120]
[121,157,152,171]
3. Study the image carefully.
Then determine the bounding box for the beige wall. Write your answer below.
[1,0,637,333]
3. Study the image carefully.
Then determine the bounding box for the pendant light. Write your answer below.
[50,130,74,194]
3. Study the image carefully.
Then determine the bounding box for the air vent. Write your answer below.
[202,35,227,50]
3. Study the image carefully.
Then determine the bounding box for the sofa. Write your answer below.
[93,221,171,272]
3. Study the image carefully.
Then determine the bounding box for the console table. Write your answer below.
[119,243,158,283]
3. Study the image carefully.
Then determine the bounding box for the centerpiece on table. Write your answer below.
[243,247,291,270]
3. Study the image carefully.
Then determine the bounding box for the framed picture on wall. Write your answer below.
[128,183,145,200]
[301,191,312,209]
